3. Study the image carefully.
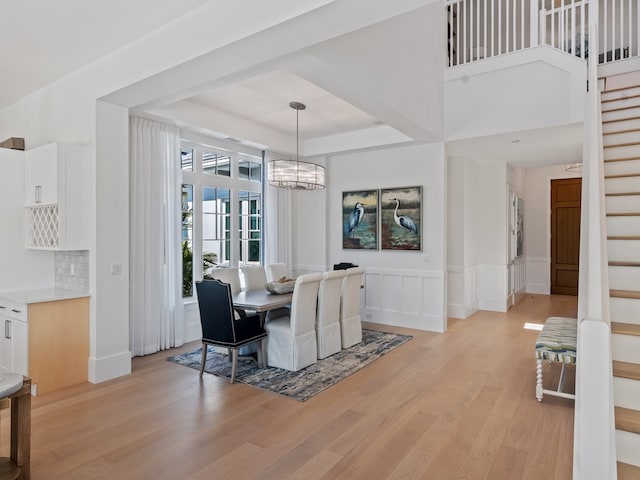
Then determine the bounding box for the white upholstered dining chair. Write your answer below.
[240,265,268,291]
[264,272,322,371]
[207,268,241,294]
[266,263,288,282]
[316,270,347,359]
[339,267,364,348]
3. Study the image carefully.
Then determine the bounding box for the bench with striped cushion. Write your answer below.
[535,316,577,402]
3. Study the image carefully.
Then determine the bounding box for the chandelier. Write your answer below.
[268,101,325,190]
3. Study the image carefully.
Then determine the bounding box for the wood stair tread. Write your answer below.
[607,212,640,217]
[615,406,640,434]
[611,291,640,300]
[602,104,640,114]
[608,235,640,240]
[618,461,640,480]
[610,261,640,267]
[603,115,640,125]
[611,320,640,334]
[605,173,640,178]
[613,361,640,381]
[604,128,640,135]
[602,92,640,103]
[604,143,640,149]
[605,156,640,162]
[603,84,640,94]
[606,191,640,196]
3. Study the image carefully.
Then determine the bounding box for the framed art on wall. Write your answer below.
[342,190,378,249]
[380,186,422,251]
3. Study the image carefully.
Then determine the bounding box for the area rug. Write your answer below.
[167,329,411,402]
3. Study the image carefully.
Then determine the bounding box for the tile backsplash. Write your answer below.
[55,250,89,292]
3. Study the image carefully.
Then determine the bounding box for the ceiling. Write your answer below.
[186,70,381,139]
[1,0,583,169]
[0,0,209,109]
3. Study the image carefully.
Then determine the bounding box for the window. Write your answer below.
[238,155,262,182]
[181,184,193,297]
[203,150,231,177]
[202,186,230,268]
[239,191,261,263]
[180,141,263,298]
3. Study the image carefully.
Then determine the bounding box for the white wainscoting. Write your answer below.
[183,300,201,344]
[477,264,508,312]
[447,265,479,319]
[363,268,446,332]
[526,256,550,294]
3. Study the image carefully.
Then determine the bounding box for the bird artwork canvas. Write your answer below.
[342,190,378,249]
[380,186,422,251]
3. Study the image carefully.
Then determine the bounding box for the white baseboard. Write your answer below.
[478,298,508,313]
[88,350,132,383]
[527,283,550,295]
[447,300,479,319]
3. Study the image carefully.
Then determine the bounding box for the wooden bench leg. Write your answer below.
[536,359,543,402]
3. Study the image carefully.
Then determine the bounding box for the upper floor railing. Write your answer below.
[446,0,639,67]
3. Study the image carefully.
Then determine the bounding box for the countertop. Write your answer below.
[0,288,90,305]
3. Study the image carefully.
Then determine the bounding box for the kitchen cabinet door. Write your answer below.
[24,142,59,206]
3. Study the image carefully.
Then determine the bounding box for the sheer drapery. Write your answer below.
[130,116,184,356]
[264,151,292,269]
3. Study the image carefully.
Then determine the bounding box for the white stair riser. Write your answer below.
[603,131,640,146]
[614,377,640,410]
[606,194,640,213]
[608,266,640,291]
[606,71,640,91]
[608,240,640,262]
[612,333,640,363]
[615,429,640,467]
[602,86,640,102]
[610,297,640,325]
[604,143,640,160]
[605,176,640,193]
[603,98,640,113]
[604,159,640,176]
[603,118,640,134]
[606,216,640,236]
[602,106,640,123]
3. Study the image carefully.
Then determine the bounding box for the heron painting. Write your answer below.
[381,186,422,250]
[342,190,378,249]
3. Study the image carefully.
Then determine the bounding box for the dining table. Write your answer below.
[232,289,293,327]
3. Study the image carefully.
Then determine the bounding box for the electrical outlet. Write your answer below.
[110,264,121,275]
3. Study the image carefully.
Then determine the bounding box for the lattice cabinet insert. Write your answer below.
[28,205,60,249]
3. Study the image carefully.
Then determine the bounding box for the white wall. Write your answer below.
[447,156,480,318]
[524,163,583,294]
[445,46,586,141]
[295,143,447,332]
[0,148,54,292]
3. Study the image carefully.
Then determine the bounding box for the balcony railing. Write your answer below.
[446,0,639,67]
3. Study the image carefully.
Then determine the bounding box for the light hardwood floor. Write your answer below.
[2,293,578,479]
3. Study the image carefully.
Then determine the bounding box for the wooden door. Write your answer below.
[551,178,582,295]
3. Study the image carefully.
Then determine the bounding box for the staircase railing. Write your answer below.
[573,2,617,478]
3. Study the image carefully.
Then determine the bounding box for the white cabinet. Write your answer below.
[0,299,28,376]
[24,142,89,250]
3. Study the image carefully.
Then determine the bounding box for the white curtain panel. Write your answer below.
[129,116,184,356]
[264,152,293,268]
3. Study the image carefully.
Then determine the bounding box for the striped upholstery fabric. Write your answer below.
[535,317,577,364]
